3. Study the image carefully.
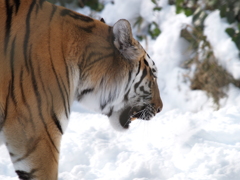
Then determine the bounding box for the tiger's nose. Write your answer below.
[152,103,163,114]
[156,100,163,114]
[157,107,162,113]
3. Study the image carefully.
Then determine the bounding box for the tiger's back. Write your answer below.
[0,0,162,179]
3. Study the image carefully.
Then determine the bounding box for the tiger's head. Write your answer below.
[107,19,163,131]
[76,19,162,131]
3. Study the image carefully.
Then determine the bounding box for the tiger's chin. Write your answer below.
[108,106,155,131]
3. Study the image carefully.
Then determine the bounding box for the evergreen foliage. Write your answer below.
[168,0,240,108]
[169,0,240,50]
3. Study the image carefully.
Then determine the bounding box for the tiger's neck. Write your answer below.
[60,13,132,113]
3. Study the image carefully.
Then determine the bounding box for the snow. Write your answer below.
[204,10,240,79]
[2,105,240,180]
[1,0,240,179]
[101,0,142,25]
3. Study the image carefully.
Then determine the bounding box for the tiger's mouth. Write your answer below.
[119,105,155,129]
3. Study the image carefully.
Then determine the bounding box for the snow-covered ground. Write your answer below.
[1,104,240,180]
[1,0,240,179]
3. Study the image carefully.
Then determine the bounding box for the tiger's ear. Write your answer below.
[113,19,144,61]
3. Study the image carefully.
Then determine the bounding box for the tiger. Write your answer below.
[0,0,163,179]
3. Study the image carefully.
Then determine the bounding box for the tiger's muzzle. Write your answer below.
[119,104,161,129]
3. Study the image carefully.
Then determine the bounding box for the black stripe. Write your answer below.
[10,37,17,106]
[148,80,152,89]
[100,88,117,110]
[28,45,59,154]
[59,75,70,116]
[144,59,149,66]
[36,60,49,107]
[16,169,37,180]
[124,62,141,102]
[49,58,69,119]
[2,82,11,130]
[4,0,13,54]
[99,78,104,86]
[0,114,3,131]
[124,89,130,101]
[48,90,58,138]
[84,52,114,72]
[48,29,69,119]
[28,46,41,107]
[0,112,4,131]
[150,68,157,78]
[86,51,103,64]
[48,88,54,106]
[136,61,141,76]
[107,107,113,117]
[52,111,63,134]
[60,9,93,22]
[61,35,71,99]
[125,71,132,90]
[77,46,92,74]
[14,0,20,13]
[60,10,95,33]
[140,85,150,95]
[101,102,107,110]
[78,45,106,77]
[19,67,34,130]
[48,89,62,151]
[76,24,95,33]
[134,67,147,91]
[141,94,151,100]
[77,88,94,101]
[50,4,57,21]
[23,0,36,72]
